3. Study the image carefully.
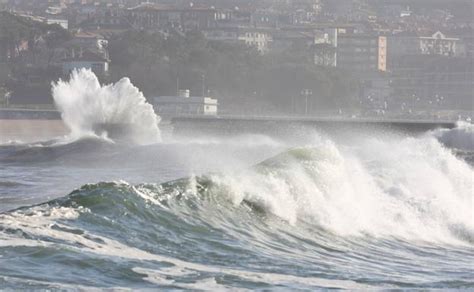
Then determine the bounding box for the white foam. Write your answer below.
[52,69,161,144]
[209,134,473,245]
[433,121,474,151]
[0,139,24,146]
[0,203,371,290]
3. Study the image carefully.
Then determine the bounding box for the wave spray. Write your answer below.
[52,69,161,144]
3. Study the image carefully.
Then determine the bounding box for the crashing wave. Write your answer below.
[52,69,161,144]
[3,135,473,245]
[433,121,473,151]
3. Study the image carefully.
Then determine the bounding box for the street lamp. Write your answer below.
[5,91,11,108]
[301,89,312,115]
[201,73,206,97]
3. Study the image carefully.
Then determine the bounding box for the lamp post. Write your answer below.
[5,91,11,108]
[301,89,313,115]
[201,73,206,97]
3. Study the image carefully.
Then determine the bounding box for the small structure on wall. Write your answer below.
[152,89,218,117]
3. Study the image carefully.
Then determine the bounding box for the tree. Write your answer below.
[106,29,360,113]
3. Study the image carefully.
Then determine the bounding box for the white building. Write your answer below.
[239,30,272,54]
[60,32,110,76]
[420,31,459,57]
[62,50,109,76]
[152,91,218,116]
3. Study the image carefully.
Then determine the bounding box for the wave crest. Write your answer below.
[8,135,471,245]
[52,69,161,144]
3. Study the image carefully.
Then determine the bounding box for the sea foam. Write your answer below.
[52,69,161,144]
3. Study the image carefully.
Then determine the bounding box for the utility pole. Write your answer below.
[176,75,180,96]
[301,89,312,115]
[201,73,206,97]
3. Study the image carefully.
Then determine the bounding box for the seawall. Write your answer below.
[171,115,458,137]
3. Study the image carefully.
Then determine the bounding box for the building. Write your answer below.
[400,6,412,17]
[58,31,110,76]
[65,1,131,30]
[387,31,420,70]
[62,49,109,76]
[203,27,272,54]
[360,72,392,111]
[448,27,474,58]
[14,13,68,30]
[152,90,218,116]
[390,55,473,110]
[337,34,387,72]
[313,28,338,67]
[419,31,460,57]
[269,29,315,55]
[238,29,272,54]
[126,3,218,32]
[67,31,108,50]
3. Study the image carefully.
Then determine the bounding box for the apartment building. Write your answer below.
[337,34,387,72]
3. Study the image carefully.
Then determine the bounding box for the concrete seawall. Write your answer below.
[0,108,61,120]
[0,109,65,142]
[0,111,460,142]
[0,119,68,143]
[171,115,458,137]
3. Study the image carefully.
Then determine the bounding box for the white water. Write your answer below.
[0,123,473,289]
[52,69,161,144]
[434,122,474,151]
[207,129,474,245]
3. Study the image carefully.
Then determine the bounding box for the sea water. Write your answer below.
[0,70,472,289]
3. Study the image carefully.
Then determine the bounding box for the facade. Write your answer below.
[127,3,218,31]
[337,34,387,72]
[400,7,412,17]
[270,29,315,54]
[390,55,473,110]
[239,29,272,54]
[361,73,392,111]
[59,32,110,76]
[419,31,459,57]
[313,28,338,67]
[203,27,240,43]
[62,50,109,76]
[203,27,272,54]
[69,31,108,50]
[387,32,420,70]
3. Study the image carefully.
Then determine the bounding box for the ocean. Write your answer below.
[0,69,472,290]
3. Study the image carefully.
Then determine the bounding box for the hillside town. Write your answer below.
[0,0,473,119]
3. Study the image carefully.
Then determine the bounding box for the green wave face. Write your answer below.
[0,141,473,289]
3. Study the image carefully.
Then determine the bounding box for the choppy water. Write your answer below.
[0,122,473,290]
[1,69,473,289]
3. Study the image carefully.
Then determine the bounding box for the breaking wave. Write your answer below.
[52,69,161,144]
[0,129,473,289]
[433,121,474,151]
